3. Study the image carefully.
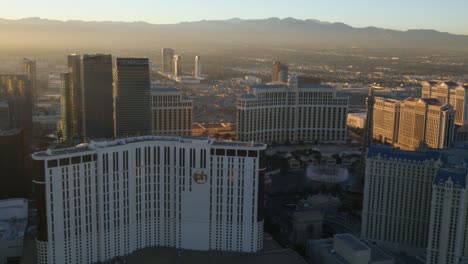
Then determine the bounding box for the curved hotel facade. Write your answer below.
[33,136,266,264]
[237,81,348,144]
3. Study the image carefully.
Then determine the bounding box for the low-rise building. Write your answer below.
[296,193,341,211]
[191,122,236,138]
[0,199,28,264]
[307,233,396,264]
[347,113,366,129]
[33,114,60,137]
[0,101,9,130]
[288,211,323,246]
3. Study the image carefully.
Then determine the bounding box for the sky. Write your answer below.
[3,0,468,34]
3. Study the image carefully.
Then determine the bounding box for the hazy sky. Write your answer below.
[3,0,468,34]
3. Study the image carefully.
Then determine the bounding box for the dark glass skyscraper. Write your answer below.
[0,129,28,199]
[81,54,114,140]
[113,58,151,137]
[0,74,33,199]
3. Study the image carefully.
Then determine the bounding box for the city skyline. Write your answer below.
[1,1,468,261]
[2,0,468,35]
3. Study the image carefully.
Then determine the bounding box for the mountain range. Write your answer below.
[1,17,467,51]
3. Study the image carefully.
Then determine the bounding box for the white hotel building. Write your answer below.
[237,79,348,144]
[32,136,266,264]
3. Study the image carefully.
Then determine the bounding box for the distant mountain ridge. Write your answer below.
[1,17,467,51]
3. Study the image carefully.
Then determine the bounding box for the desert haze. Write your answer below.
[1,17,468,51]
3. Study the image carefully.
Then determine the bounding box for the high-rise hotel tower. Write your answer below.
[373,97,401,145]
[272,61,289,83]
[427,168,468,264]
[194,56,202,79]
[237,78,348,144]
[81,54,114,140]
[422,81,468,126]
[397,98,455,151]
[151,88,192,137]
[161,48,175,73]
[67,54,83,139]
[173,55,182,77]
[113,58,151,138]
[361,145,441,254]
[33,136,266,264]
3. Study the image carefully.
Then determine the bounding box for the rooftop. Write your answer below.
[348,112,366,118]
[423,80,439,86]
[298,84,333,89]
[255,84,286,90]
[361,240,397,262]
[151,87,180,93]
[439,81,459,87]
[421,98,444,106]
[422,80,459,88]
[0,73,28,79]
[103,235,307,264]
[33,136,266,159]
[254,83,336,90]
[434,168,467,188]
[308,235,395,263]
[82,53,111,58]
[335,234,369,251]
[375,97,400,104]
[240,94,256,99]
[0,128,21,136]
[367,144,441,162]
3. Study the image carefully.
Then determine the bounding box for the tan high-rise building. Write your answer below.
[173,55,182,77]
[422,81,468,126]
[451,84,468,126]
[373,97,401,144]
[151,88,192,136]
[272,61,288,83]
[194,56,202,79]
[396,98,455,151]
